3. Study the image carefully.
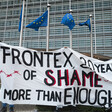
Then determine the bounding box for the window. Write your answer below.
[0,21,5,26]
[71,4,77,9]
[8,1,13,5]
[51,6,55,11]
[79,4,86,9]
[12,20,19,26]
[63,28,68,34]
[103,11,111,19]
[28,9,33,14]
[63,5,69,11]
[41,7,47,12]
[103,1,110,7]
[96,25,103,32]
[13,10,19,15]
[8,10,12,16]
[0,10,6,17]
[1,1,7,6]
[5,32,10,38]
[56,5,62,11]
[14,0,20,4]
[0,32,4,37]
[87,2,93,8]
[95,13,102,20]
[6,21,11,26]
[33,8,40,13]
[95,1,102,7]
[40,29,46,36]
[104,24,112,32]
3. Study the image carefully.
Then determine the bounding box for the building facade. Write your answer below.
[0,0,112,57]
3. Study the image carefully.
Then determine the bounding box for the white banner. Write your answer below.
[0,42,112,108]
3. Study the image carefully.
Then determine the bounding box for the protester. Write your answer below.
[0,103,14,112]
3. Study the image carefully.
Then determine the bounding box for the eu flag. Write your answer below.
[18,5,23,32]
[26,10,48,31]
[61,13,75,30]
[79,19,91,31]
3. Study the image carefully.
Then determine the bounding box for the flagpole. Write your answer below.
[69,9,73,49]
[19,0,25,47]
[93,0,96,54]
[89,14,93,58]
[46,4,51,51]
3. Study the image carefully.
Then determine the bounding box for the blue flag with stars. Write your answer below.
[18,5,23,32]
[26,10,48,31]
[61,13,75,30]
[79,19,91,31]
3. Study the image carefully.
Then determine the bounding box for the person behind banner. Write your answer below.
[0,103,14,112]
